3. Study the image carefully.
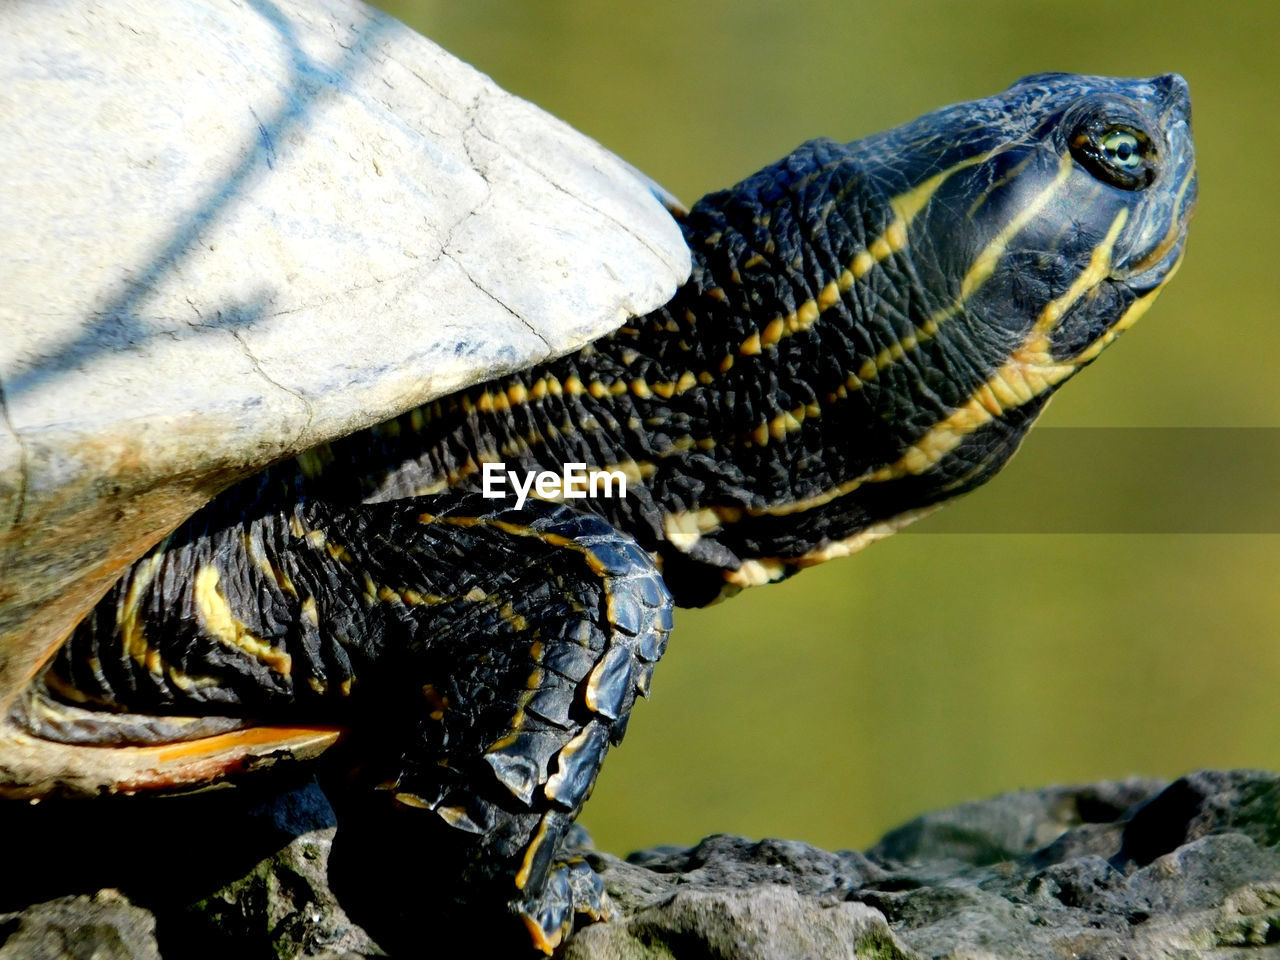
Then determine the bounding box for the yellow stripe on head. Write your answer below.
[961,152,1074,301]
[1027,206,1129,343]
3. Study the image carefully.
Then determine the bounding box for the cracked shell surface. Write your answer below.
[0,0,691,734]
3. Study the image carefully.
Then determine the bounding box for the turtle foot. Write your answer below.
[515,857,613,954]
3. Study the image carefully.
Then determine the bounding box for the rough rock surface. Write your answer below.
[1,769,1276,958]
[573,771,1280,959]
[0,891,160,960]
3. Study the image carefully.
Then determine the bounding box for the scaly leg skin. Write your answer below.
[31,494,672,952]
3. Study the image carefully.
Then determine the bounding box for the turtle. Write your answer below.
[0,4,1196,954]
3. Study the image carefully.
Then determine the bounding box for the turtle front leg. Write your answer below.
[342,496,672,951]
[32,492,671,952]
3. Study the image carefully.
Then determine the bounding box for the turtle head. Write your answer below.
[867,72,1197,377]
[537,75,1196,602]
[1008,71,1197,300]
[790,73,1197,537]
[663,74,1197,599]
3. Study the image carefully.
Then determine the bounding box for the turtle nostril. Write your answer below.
[1159,73,1193,129]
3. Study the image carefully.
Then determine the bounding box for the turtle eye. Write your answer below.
[1069,118,1157,190]
[1101,130,1142,168]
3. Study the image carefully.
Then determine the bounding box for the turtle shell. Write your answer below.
[0,0,690,796]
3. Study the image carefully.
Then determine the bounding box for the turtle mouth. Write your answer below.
[1120,226,1190,295]
[1114,158,1198,294]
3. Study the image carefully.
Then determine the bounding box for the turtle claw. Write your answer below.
[515,858,613,954]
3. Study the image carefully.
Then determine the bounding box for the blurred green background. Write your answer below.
[374,0,1280,854]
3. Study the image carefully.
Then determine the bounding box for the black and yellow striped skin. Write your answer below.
[29,495,669,948]
[215,73,1195,605]
[22,73,1195,951]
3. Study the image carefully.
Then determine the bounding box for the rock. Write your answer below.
[0,0,689,739]
[584,770,1280,959]
[0,891,159,960]
[2,770,1277,957]
[176,785,381,959]
[568,885,906,960]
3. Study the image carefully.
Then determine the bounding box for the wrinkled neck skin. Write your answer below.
[83,74,1195,609]
[263,138,1053,606]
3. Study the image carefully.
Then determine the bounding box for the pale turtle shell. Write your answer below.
[0,0,690,794]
